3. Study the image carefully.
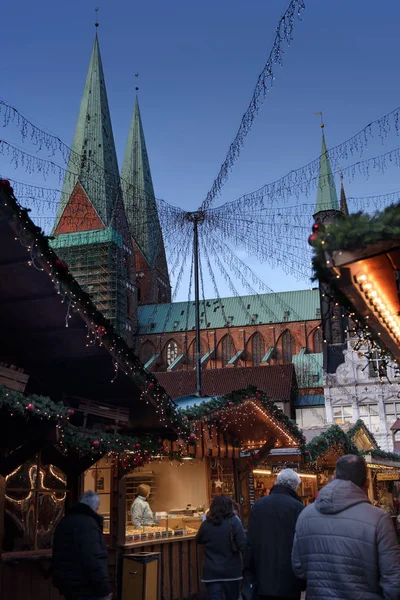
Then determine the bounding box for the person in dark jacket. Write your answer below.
[245,468,305,600]
[196,494,246,600]
[292,454,400,600]
[52,490,112,600]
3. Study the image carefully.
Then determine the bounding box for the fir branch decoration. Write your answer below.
[179,386,305,446]
[0,385,67,420]
[305,424,358,461]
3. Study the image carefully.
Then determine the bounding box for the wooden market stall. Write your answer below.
[0,183,181,600]
[310,203,400,362]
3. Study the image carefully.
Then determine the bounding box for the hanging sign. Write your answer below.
[376,472,400,481]
[248,473,255,506]
[271,464,299,474]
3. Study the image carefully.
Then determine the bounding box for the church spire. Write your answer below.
[52,34,121,233]
[339,173,349,216]
[314,125,339,216]
[121,97,163,267]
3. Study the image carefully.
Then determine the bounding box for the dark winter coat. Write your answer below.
[245,484,305,599]
[52,502,111,598]
[292,479,400,600]
[196,515,246,582]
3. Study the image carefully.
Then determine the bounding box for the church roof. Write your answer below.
[53,34,121,232]
[121,97,163,268]
[339,175,349,215]
[315,131,339,214]
[138,288,320,334]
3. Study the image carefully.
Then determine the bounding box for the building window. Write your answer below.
[221,335,234,366]
[166,340,178,366]
[4,455,67,552]
[252,333,265,367]
[313,328,323,354]
[296,407,326,428]
[333,405,352,425]
[359,404,380,433]
[83,456,112,534]
[191,338,204,366]
[368,351,387,378]
[281,330,294,364]
[140,341,156,365]
[385,402,400,428]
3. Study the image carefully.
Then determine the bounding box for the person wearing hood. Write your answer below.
[52,490,112,600]
[244,468,306,600]
[292,454,400,600]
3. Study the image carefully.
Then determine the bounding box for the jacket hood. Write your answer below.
[315,479,370,515]
[68,502,104,529]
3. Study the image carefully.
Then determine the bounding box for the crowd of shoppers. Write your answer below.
[196,456,400,600]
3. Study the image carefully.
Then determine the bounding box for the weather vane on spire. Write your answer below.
[314,111,324,129]
[95,7,99,28]
[135,72,139,93]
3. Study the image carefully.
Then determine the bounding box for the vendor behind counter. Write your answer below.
[131,484,156,528]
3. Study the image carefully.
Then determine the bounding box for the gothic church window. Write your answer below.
[281,330,294,364]
[221,335,234,366]
[166,340,178,366]
[140,341,156,365]
[252,333,265,366]
[313,328,323,354]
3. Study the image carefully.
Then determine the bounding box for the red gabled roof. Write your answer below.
[154,364,296,401]
[54,182,104,235]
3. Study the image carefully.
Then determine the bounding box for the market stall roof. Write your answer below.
[155,364,296,402]
[304,424,358,467]
[0,184,178,435]
[364,451,400,470]
[311,203,400,360]
[181,387,304,452]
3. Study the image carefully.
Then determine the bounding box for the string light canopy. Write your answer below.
[0,180,187,436]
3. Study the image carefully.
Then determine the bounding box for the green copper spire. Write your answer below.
[121,97,163,268]
[53,34,121,232]
[315,128,339,214]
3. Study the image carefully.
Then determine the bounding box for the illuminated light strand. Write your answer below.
[355,273,400,345]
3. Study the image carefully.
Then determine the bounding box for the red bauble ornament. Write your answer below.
[97,326,106,336]
[189,433,196,441]
[147,382,155,391]
[312,223,320,233]
[54,259,68,273]
[135,443,141,449]
[0,179,11,188]
[228,401,233,407]
[308,233,319,246]
[92,440,100,449]
[67,408,75,416]
[25,403,35,412]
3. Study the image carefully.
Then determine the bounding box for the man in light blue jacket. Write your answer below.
[292,455,400,600]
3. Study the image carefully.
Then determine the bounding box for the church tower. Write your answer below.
[313,125,347,373]
[121,97,171,305]
[51,33,136,343]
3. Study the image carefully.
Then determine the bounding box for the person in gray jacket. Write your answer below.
[292,454,400,600]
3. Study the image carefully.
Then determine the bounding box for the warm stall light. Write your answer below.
[253,469,317,479]
[182,457,194,461]
[355,274,400,344]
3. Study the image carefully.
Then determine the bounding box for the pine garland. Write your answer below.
[311,202,400,283]
[0,385,68,420]
[347,419,378,448]
[305,424,358,461]
[180,386,306,446]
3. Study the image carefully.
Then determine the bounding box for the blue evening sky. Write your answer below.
[2,0,400,300]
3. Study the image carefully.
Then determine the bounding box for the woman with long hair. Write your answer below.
[196,495,246,600]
